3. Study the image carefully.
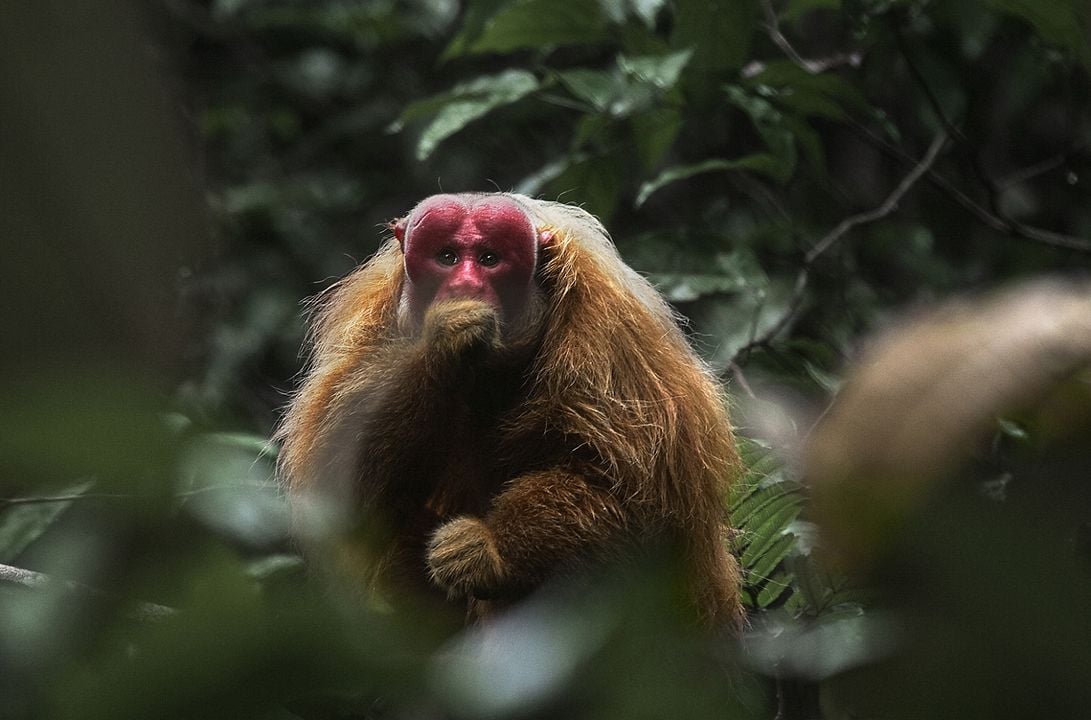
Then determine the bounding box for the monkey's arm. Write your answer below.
[426,467,629,599]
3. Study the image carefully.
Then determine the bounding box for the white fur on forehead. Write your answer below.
[509,194,678,326]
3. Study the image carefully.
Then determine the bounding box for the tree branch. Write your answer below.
[847,120,1091,254]
[0,483,276,510]
[754,0,862,76]
[759,5,1090,256]
[726,132,948,368]
[891,21,1091,254]
[0,562,175,622]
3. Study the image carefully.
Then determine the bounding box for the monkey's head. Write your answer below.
[393,194,553,334]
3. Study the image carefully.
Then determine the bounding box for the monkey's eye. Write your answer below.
[478,251,500,267]
[436,249,458,266]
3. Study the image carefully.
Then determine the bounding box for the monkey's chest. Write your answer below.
[422,404,512,520]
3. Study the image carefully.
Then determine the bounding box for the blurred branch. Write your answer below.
[0,483,275,510]
[1,493,133,508]
[728,132,947,367]
[0,562,176,621]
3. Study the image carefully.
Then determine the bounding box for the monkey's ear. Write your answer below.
[538,228,557,247]
[391,217,408,248]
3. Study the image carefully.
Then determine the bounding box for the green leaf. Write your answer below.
[557,68,624,113]
[177,433,289,547]
[618,49,693,89]
[638,83,807,203]
[447,0,609,57]
[755,570,794,608]
[442,0,509,59]
[203,431,277,458]
[392,70,540,130]
[636,155,785,205]
[745,61,873,118]
[403,70,539,160]
[725,85,798,181]
[732,482,803,537]
[515,154,582,196]
[745,531,798,585]
[774,89,847,121]
[632,106,683,170]
[623,238,766,302]
[416,99,501,158]
[557,50,691,119]
[783,115,826,174]
[740,499,804,567]
[783,0,841,22]
[671,0,759,74]
[0,479,95,562]
[548,151,625,222]
[741,450,782,482]
[734,438,787,497]
[625,0,668,28]
[688,276,797,365]
[750,607,890,679]
[982,0,1091,69]
[645,271,748,303]
[785,519,821,557]
[571,114,612,149]
[788,553,840,612]
[735,436,777,469]
[731,436,815,612]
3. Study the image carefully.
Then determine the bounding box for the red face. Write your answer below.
[396,194,540,326]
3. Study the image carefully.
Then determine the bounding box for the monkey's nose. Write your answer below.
[444,266,488,298]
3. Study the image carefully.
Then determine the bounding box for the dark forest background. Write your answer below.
[1,1,1089,718]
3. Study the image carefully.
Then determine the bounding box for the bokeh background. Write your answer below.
[1,1,1089,718]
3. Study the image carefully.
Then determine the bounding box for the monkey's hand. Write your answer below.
[421,300,503,365]
[427,516,507,600]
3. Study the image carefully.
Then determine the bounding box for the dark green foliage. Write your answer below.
[1,0,1089,718]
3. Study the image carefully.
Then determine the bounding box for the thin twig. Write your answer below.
[848,120,1091,253]
[757,0,862,75]
[761,0,813,71]
[808,132,948,262]
[0,483,276,509]
[891,21,1091,253]
[996,153,1068,189]
[891,23,1002,210]
[761,6,1090,255]
[726,132,947,368]
[1,493,140,506]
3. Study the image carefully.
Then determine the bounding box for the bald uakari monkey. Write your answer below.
[277,193,744,628]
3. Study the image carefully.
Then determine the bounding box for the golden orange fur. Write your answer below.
[276,195,743,628]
